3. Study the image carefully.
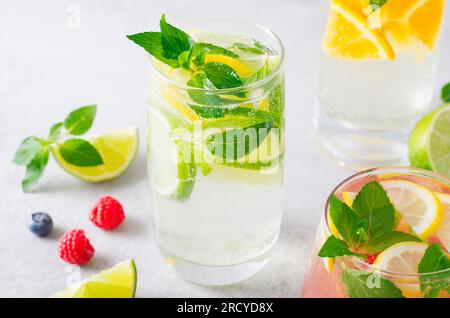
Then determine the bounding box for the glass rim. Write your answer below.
[323,165,450,279]
[148,17,285,94]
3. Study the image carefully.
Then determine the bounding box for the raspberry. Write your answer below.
[89,196,125,230]
[58,229,95,265]
[366,253,378,265]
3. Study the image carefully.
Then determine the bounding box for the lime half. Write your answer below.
[408,105,450,177]
[51,259,137,298]
[52,127,139,182]
[148,107,196,201]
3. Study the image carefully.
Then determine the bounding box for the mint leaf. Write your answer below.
[63,105,97,136]
[245,57,270,85]
[13,136,43,166]
[366,231,421,253]
[59,139,103,167]
[233,42,265,55]
[329,195,367,247]
[343,268,404,298]
[187,73,231,107]
[160,14,193,60]
[418,244,450,298]
[178,50,191,70]
[233,40,275,55]
[48,122,63,142]
[370,0,388,9]
[203,62,245,98]
[254,40,275,54]
[206,121,273,160]
[442,82,450,103]
[127,32,179,68]
[22,147,49,192]
[318,235,365,258]
[352,181,395,237]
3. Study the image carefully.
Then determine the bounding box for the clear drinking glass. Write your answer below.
[301,166,450,298]
[314,0,447,170]
[147,19,285,285]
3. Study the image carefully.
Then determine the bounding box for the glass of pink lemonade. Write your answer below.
[302,167,450,298]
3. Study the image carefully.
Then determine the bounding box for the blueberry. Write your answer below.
[28,212,53,237]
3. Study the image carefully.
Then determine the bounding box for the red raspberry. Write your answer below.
[89,196,125,230]
[58,229,94,265]
[366,253,378,265]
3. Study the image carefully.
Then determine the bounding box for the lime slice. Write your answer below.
[148,107,196,201]
[52,127,139,182]
[51,259,137,298]
[408,105,450,177]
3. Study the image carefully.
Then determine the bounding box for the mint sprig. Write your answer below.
[343,269,404,298]
[13,105,103,192]
[319,181,421,258]
[418,244,450,298]
[127,15,251,107]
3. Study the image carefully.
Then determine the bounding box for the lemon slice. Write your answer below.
[320,217,335,273]
[342,191,356,207]
[204,54,254,77]
[373,242,427,296]
[435,192,450,251]
[52,259,137,298]
[52,127,138,182]
[380,180,443,239]
[323,0,395,60]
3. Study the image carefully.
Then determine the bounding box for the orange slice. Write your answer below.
[323,0,396,60]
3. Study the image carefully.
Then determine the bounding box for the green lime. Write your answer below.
[51,259,137,298]
[408,104,450,177]
[52,127,139,182]
[148,107,197,201]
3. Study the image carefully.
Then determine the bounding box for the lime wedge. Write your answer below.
[52,127,139,182]
[51,259,137,298]
[408,105,450,177]
[148,107,196,201]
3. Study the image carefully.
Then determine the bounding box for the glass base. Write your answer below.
[314,107,409,170]
[157,244,272,286]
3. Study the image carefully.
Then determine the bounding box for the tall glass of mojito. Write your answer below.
[302,166,450,298]
[314,0,446,169]
[128,16,285,285]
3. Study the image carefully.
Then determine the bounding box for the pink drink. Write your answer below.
[302,167,450,298]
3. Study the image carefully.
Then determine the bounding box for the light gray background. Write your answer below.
[0,0,449,298]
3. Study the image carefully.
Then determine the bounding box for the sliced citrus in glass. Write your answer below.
[51,259,137,298]
[148,107,196,201]
[382,0,445,50]
[204,54,254,78]
[380,180,443,239]
[52,127,138,182]
[434,192,450,251]
[408,105,450,178]
[323,0,395,60]
[373,242,428,296]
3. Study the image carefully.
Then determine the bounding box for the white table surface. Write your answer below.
[1,0,449,298]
